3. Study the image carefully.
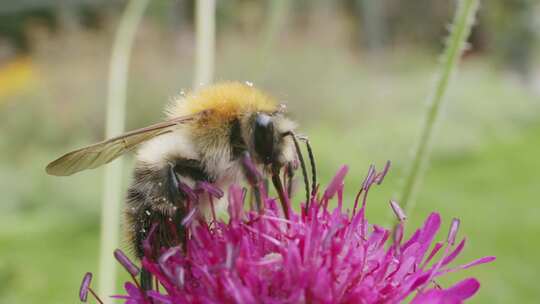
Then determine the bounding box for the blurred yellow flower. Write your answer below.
[0,56,37,101]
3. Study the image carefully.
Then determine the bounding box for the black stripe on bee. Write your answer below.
[230,118,248,160]
[173,159,211,182]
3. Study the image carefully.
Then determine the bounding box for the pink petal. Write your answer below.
[447,218,460,245]
[323,165,348,200]
[415,213,441,264]
[421,242,444,269]
[437,256,496,276]
[441,238,466,267]
[444,277,481,300]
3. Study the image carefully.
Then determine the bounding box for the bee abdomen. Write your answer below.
[125,158,210,259]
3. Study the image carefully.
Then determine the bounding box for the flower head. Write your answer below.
[81,162,494,303]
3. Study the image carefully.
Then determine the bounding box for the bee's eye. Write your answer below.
[253,113,275,165]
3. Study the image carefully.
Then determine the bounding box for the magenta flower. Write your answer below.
[81,162,494,303]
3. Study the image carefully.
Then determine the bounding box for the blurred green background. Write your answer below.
[1,0,539,303]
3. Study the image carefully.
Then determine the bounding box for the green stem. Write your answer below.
[258,0,290,72]
[98,0,150,301]
[193,0,216,89]
[399,0,480,215]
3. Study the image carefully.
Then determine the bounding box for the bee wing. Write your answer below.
[46,115,197,176]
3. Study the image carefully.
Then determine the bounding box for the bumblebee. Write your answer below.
[46,82,316,288]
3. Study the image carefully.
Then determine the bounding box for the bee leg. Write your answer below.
[140,269,153,291]
[285,162,295,199]
[271,165,290,219]
[167,162,182,201]
[257,177,269,210]
[263,178,269,194]
[127,162,194,291]
[284,131,311,210]
[166,163,189,248]
[252,185,263,212]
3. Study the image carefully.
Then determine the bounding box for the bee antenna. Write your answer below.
[299,136,317,197]
[285,132,311,209]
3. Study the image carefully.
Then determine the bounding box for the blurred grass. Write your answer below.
[0,26,539,303]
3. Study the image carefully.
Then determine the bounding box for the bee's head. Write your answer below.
[244,111,296,170]
[226,105,316,219]
[242,110,317,219]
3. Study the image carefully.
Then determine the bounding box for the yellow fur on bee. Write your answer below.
[167,82,278,127]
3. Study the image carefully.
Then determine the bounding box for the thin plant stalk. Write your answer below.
[399,0,480,215]
[357,0,386,51]
[193,0,216,89]
[98,0,150,301]
[257,0,290,74]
